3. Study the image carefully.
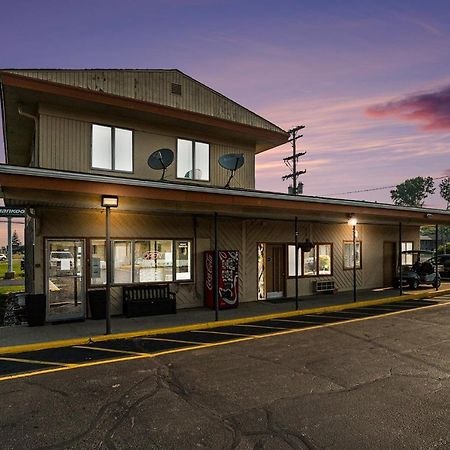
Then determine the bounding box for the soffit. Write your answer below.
[1,168,450,226]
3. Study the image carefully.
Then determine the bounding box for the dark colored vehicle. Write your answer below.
[437,254,450,278]
[395,250,441,290]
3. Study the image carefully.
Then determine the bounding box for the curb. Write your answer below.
[1,289,449,355]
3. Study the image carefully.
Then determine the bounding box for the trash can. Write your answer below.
[88,289,106,320]
[25,294,46,327]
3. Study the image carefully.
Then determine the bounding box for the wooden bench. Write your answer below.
[123,283,176,318]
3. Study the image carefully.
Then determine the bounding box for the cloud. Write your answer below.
[366,85,450,131]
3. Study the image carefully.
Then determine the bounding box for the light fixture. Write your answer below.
[101,195,119,208]
[347,216,357,226]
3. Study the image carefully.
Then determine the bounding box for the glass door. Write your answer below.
[46,239,85,322]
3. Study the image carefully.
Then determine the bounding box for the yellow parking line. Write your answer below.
[191,329,250,337]
[73,345,149,356]
[0,301,448,383]
[235,323,288,330]
[140,337,207,345]
[274,318,322,324]
[0,356,69,367]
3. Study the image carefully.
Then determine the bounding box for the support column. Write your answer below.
[294,216,299,310]
[5,217,15,279]
[435,224,439,291]
[214,212,219,321]
[353,225,357,302]
[398,222,403,296]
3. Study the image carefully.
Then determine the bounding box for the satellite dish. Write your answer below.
[147,148,174,181]
[184,168,202,179]
[218,153,245,188]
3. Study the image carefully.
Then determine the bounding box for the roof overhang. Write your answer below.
[1,165,449,226]
[0,72,289,165]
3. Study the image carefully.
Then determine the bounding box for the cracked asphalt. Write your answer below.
[1,301,449,450]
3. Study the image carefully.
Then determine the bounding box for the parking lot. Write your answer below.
[1,295,450,449]
[0,297,444,381]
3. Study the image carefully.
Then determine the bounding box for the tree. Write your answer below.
[12,230,21,251]
[439,177,450,210]
[390,176,435,207]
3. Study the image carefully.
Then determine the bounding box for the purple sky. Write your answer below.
[1,0,450,213]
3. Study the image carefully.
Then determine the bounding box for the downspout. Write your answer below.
[17,104,38,167]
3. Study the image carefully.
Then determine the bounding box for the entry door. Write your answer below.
[383,241,397,287]
[266,244,285,298]
[46,239,85,322]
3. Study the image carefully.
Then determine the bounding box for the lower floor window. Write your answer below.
[343,241,361,269]
[90,238,193,286]
[288,243,332,277]
[401,241,413,265]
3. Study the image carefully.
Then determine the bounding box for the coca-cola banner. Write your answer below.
[204,250,239,309]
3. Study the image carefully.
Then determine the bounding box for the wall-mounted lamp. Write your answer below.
[347,216,358,226]
[425,213,433,218]
[101,195,119,208]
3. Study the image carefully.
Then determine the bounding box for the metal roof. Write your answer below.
[0,165,449,225]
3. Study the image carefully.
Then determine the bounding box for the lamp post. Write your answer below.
[101,195,119,335]
[348,216,358,302]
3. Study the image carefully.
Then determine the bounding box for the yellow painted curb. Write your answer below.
[1,289,449,356]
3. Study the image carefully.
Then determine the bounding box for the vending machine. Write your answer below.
[204,250,239,309]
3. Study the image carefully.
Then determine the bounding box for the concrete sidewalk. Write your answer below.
[1,284,449,350]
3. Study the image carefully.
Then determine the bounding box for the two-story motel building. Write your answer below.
[0,69,449,323]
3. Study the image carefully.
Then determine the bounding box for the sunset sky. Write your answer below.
[1,0,450,245]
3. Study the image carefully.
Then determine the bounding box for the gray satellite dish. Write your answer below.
[218,153,244,188]
[147,148,174,180]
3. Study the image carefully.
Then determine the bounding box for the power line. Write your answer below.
[325,175,448,197]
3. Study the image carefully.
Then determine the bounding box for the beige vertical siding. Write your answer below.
[38,106,256,189]
[9,69,283,132]
[34,208,420,315]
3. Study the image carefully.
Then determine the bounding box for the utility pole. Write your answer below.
[282,125,306,195]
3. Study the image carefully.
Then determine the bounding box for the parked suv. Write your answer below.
[0,254,7,262]
[437,254,450,278]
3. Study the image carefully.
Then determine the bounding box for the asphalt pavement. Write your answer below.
[1,296,449,449]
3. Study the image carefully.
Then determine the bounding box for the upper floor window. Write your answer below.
[92,124,133,172]
[176,138,209,181]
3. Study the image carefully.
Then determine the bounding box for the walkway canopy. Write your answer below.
[0,165,449,226]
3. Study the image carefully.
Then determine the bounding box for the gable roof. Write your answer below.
[3,69,286,135]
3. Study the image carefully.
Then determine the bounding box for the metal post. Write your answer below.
[214,212,219,321]
[353,225,357,302]
[398,222,403,296]
[435,224,439,291]
[294,216,299,310]
[292,130,297,195]
[105,206,111,335]
[7,217,13,273]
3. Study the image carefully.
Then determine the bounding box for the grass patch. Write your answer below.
[0,260,24,280]
[0,285,25,295]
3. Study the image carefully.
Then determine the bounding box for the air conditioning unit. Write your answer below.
[313,280,336,293]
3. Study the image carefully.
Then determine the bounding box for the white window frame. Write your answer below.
[91,124,133,173]
[176,138,210,181]
[89,238,194,286]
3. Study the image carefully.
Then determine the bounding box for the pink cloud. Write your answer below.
[366,85,450,131]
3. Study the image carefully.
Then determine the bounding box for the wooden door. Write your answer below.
[266,244,285,298]
[383,241,397,287]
